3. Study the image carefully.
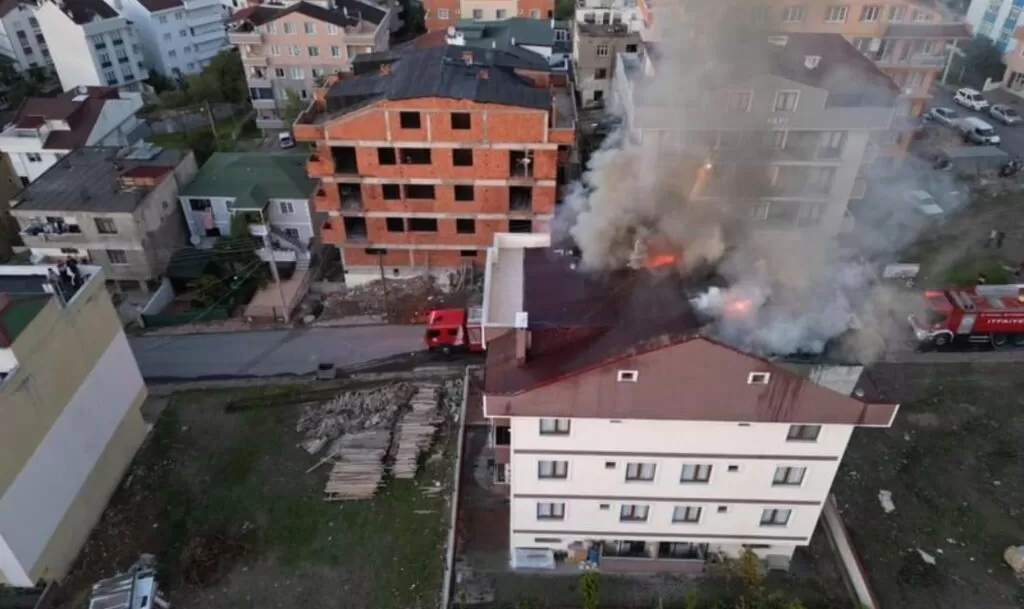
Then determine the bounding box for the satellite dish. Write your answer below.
[190,235,202,246]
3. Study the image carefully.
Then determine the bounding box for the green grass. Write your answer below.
[147,115,261,151]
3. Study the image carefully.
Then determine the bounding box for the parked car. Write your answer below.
[278,132,296,149]
[925,106,958,127]
[903,190,944,216]
[958,117,1001,146]
[989,104,1022,125]
[954,87,990,111]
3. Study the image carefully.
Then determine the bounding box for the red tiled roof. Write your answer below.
[13,87,123,151]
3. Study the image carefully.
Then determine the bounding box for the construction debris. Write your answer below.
[393,383,443,479]
[324,430,393,500]
[89,555,169,609]
[441,377,465,415]
[296,382,415,455]
[313,272,482,323]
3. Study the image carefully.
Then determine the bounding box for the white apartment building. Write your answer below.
[113,0,228,78]
[0,1,55,72]
[35,0,149,92]
[478,233,899,571]
[967,0,1024,50]
[575,0,641,32]
[0,85,143,184]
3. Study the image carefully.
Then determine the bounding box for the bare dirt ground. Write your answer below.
[51,383,458,609]
[834,362,1024,609]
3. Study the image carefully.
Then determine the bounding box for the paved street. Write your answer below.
[928,86,1024,158]
[130,325,424,380]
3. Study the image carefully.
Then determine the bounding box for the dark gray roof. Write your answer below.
[331,45,551,113]
[60,0,118,24]
[12,145,187,214]
[230,0,385,28]
[885,22,970,38]
[456,18,563,48]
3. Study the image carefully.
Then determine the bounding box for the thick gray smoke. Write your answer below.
[556,4,962,362]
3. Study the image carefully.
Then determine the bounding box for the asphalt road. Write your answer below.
[928,87,1024,158]
[130,325,425,380]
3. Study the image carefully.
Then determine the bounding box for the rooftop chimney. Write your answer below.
[514,311,529,364]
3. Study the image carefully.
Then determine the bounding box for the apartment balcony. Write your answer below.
[876,53,946,69]
[256,117,285,129]
[240,54,267,67]
[248,222,268,237]
[19,228,85,246]
[308,153,334,178]
[187,9,222,29]
[228,31,262,45]
[248,76,271,88]
[185,0,222,9]
[339,184,363,211]
[192,27,226,45]
[252,98,277,109]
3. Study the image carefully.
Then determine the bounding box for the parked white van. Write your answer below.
[957,117,1001,146]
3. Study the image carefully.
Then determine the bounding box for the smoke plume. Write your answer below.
[556,3,962,362]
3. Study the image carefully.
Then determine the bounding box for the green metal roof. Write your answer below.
[0,295,48,347]
[455,18,562,50]
[180,153,316,202]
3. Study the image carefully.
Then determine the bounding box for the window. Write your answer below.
[680,464,712,483]
[672,506,702,523]
[760,508,792,526]
[328,24,338,34]
[460,250,477,257]
[781,5,804,22]
[25,152,41,162]
[888,5,904,21]
[727,91,752,112]
[179,29,187,37]
[727,465,739,472]
[763,130,786,149]
[538,460,568,479]
[806,166,835,194]
[189,198,212,211]
[496,8,506,18]
[472,9,483,18]
[530,8,540,17]
[304,21,315,34]
[773,466,807,486]
[331,45,340,57]
[824,5,848,22]
[534,537,562,543]
[594,68,607,79]
[774,90,799,112]
[106,249,128,264]
[385,217,405,232]
[404,184,436,200]
[438,8,449,18]
[289,45,300,56]
[167,49,176,58]
[625,463,656,481]
[401,149,431,164]
[509,219,532,233]
[184,47,191,55]
[617,370,638,382]
[452,149,473,166]
[456,218,476,234]
[451,112,471,129]
[625,43,638,52]
[860,4,880,22]
[596,43,609,57]
[408,217,438,231]
[619,504,649,521]
[536,502,565,520]
[266,23,276,33]
[454,185,474,201]
[378,148,397,165]
[157,15,167,23]
[717,505,728,514]
[275,67,285,77]
[308,46,319,56]
[364,248,387,256]
[163,32,172,41]
[381,184,401,199]
[750,4,770,24]
[787,425,821,441]
[290,67,304,79]
[278,201,295,215]
[539,418,570,434]
[747,372,771,384]
[399,111,421,129]
[95,218,117,234]
[912,9,932,22]
[283,22,295,33]
[60,248,79,255]
[819,131,845,158]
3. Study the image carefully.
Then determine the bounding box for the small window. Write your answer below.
[278,201,295,215]
[760,508,792,526]
[460,250,477,258]
[534,537,562,543]
[539,418,570,434]
[604,461,616,469]
[617,370,638,382]
[509,219,532,233]
[95,217,117,234]
[364,248,387,255]
[599,503,610,510]
[456,218,476,234]
[385,217,405,232]
[727,465,739,472]
[454,185,474,201]
[408,218,438,232]
[680,464,712,483]
[401,149,432,164]
[594,68,607,80]
[717,505,728,514]
[399,111,421,129]
[619,504,649,522]
[773,466,807,486]
[452,148,473,166]
[382,184,401,199]
[451,112,471,130]
[189,197,212,211]
[60,247,79,254]
[625,43,638,52]
[727,91,752,112]
[787,424,821,441]
[625,462,656,481]
[747,372,770,384]
[536,502,565,520]
[404,184,436,200]
[672,506,701,523]
[106,249,127,264]
[774,91,799,112]
[538,460,568,479]
[378,148,397,165]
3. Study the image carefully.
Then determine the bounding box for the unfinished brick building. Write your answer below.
[293,43,576,285]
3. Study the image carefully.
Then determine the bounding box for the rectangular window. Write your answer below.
[680,464,712,483]
[451,112,471,130]
[290,67,304,79]
[455,218,475,234]
[438,8,450,18]
[860,5,881,21]
[378,148,397,165]
[888,5,904,21]
[509,219,532,233]
[781,5,804,22]
[786,425,821,441]
[824,5,848,22]
[774,90,799,112]
[269,45,280,56]
[278,201,295,214]
[308,46,319,57]
[106,249,127,264]
[460,250,477,258]
[773,466,807,486]
[619,504,649,522]
[454,185,474,201]
[472,8,483,18]
[496,8,506,18]
[819,131,845,158]
[189,198,212,211]
[95,217,117,234]
[385,217,405,232]
[399,111,421,129]
[539,418,570,434]
[672,506,702,523]
[408,217,438,232]
[289,45,300,56]
[331,46,340,57]
[727,91,752,112]
[400,148,431,164]
[760,508,792,526]
[594,68,607,79]
[536,502,565,520]
[452,149,473,166]
[381,184,401,199]
[404,184,436,200]
[179,29,187,37]
[25,153,41,162]
[538,460,568,479]
[304,22,315,33]
[327,24,338,34]
[596,43,609,57]
[625,462,656,481]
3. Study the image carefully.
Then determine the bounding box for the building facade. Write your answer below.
[9,144,198,290]
[115,0,229,78]
[477,234,899,570]
[292,44,576,285]
[0,1,55,72]
[0,263,148,585]
[422,0,553,32]
[178,152,318,265]
[573,21,640,107]
[967,0,1023,50]
[227,0,390,130]
[35,0,149,91]
[0,86,144,185]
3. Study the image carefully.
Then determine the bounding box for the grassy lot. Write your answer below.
[834,363,1024,609]
[146,114,262,151]
[53,385,455,609]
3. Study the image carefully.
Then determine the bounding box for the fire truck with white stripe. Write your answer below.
[909,285,1024,348]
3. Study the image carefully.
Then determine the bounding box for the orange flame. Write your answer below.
[646,253,678,268]
[724,299,754,315]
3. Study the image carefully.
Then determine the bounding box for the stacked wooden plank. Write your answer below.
[323,430,393,500]
[392,383,442,479]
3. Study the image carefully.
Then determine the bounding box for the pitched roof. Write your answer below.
[58,0,118,24]
[137,0,184,12]
[456,18,560,49]
[179,152,316,200]
[13,86,122,150]
[0,0,23,19]
[230,0,385,27]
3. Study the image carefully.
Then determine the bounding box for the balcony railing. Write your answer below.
[228,31,262,45]
[875,52,945,68]
[241,55,268,66]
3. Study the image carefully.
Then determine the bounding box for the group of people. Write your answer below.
[986,229,1007,249]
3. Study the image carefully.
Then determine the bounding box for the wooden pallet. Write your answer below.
[323,430,393,501]
[392,383,442,479]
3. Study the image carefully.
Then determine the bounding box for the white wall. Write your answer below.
[266,197,314,246]
[2,5,51,73]
[0,331,144,581]
[86,94,145,145]
[967,0,1014,47]
[7,151,61,183]
[0,347,17,375]
[179,194,232,240]
[35,1,100,89]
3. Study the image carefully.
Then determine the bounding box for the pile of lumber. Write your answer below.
[392,382,443,479]
[323,430,393,500]
[296,382,414,455]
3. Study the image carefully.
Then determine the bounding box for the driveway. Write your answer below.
[928,86,1024,158]
[130,325,424,380]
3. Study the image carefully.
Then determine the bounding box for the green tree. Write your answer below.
[959,36,1006,87]
[554,0,574,19]
[579,570,600,609]
[197,50,247,104]
[280,89,308,126]
[189,273,232,309]
[213,213,261,276]
[186,129,218,165]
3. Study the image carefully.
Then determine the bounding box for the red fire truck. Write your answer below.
[909,285,1024,348]
[424,306,484,354]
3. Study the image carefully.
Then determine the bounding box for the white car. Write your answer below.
[954,87,989,111]
[989,104,1022,125]
[925,107,958,127]
[903,190,944,217]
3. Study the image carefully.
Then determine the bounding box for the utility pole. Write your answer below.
[205,101,219,150]
[262,218,290,323]
[942,39,964,86]
[378,252,390,321]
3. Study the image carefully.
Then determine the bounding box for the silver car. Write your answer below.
[989,104,1022,126]
[925,107,958,127]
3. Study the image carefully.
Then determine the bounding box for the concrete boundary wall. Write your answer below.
[440,365,475,609]
[821,493,880,609]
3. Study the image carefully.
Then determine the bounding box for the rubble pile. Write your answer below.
[316,273,483,323]
[296,382,415,455]
[441,377,465,415]
[393,383,444,479]
[324,430,394,500]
